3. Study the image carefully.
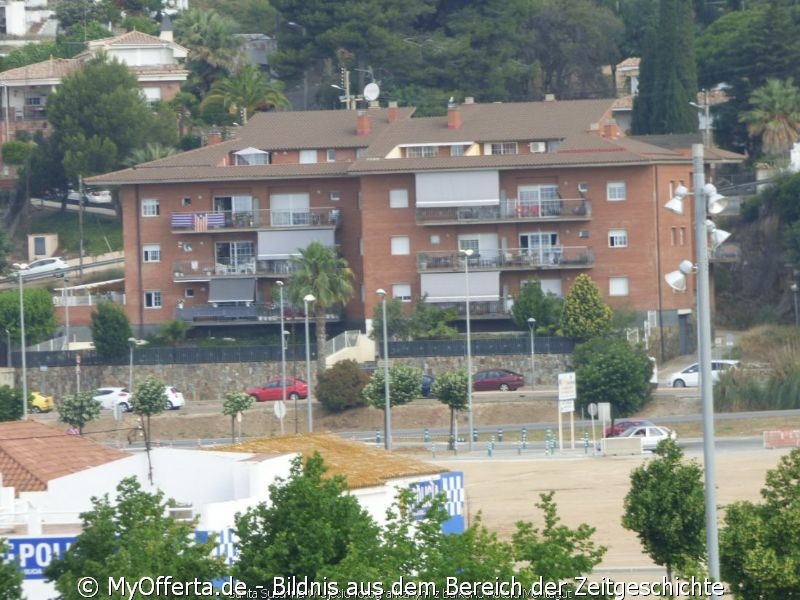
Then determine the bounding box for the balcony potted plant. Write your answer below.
[419,252,428,269]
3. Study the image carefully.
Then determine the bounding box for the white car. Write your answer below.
[93,386,185,411]
[14,257,70,279]
[86,189,113,204]
[164,386,185,410]
[618,425,677,451]
[666,360,739,388]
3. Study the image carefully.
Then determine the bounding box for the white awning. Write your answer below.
[416,170,499,207]
[421,271,500,302]
[257,229,335,259]
[233,147,269,155]
[208,278,256,303]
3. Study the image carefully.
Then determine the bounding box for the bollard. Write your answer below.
[376,430,381,447]
[497,427,504,442]
[472,428,478,443]
[521,427,528,450]
[423,428,430,443]
[545,429,554,456]
[583,432,589,455]
[431,442,437,459]
[487,441,494,457]
[517,441,522,456]
[448,434,456,451]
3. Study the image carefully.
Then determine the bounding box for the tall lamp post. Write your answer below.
[663,143,727,583]
[376,289,391,450]
[527,317,536,390]
[127,337,148,405]
[459,249,474,451]
[277,281,287,419]
[55,270,70,350]
[303,293,316,433]
[3,327,10,368]
[13,264,28,420]
[791,283,799,327]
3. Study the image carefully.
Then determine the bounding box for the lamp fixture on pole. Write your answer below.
[12,264,27,420]
[527,317,536,391]
[277,281,288,426]
[663,143,726,583]
[377,289,392,450]
[303,293,316,433]
[459,248,474,451]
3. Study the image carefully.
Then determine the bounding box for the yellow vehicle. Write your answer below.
[30,391,55,413]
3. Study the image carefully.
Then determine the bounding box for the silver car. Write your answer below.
[666,360,739,388]
[618,425,677,451]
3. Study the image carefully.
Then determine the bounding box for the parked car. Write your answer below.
[93,387,132,412]
[164,386,185,410]
[472,369,524,391]
[604,419,656,438]
[29,391,55,413]
[421,374,435,397]
[13,257,70,279]
[246,378,308,402]
[86,189,112,204]
[666,360,739,388]
[618,425,677,451]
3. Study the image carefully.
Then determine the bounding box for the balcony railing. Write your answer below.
[170,207,341,233]
[172,259,301,280]
[417,247,594,272]
[175,303,342,325]
[416,198,591,225]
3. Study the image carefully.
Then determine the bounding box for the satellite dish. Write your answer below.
[363,82,380,102]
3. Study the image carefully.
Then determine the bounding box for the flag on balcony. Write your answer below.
[195,213,207,232]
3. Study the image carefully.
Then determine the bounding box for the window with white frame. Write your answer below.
[406,145,437,158]
[609,277,629,296]
[390,236,410,255]
[143,244,161,262]
[141,198,160,216]
[299,149,318,163]
[326,148,336,162]
[185,289,195,299]
[392,283,412,303]
[490,142,518,155]
[608,229,628,248]
[450,145,467,156]
[607,181,626,201]
[144,291,162,308]
[459,237,479,253]
[389,189,409,208]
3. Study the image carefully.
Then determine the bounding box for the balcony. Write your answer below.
[172,259,303,281]
[417,247,594,273]
[175,303,341,325]
[416,198,591,225]
[170,207,342,233]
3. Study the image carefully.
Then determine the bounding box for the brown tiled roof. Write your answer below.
[0,421,128,496]
[83,29,188,53]
[0,58,81,83]
[214,432,445,489]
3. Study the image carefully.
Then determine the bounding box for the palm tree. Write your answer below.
[200,65,291,123]
[287,242,354,375]
[123,143,178,167]
[740,78,800,159]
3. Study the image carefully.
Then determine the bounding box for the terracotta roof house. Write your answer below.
[88,97,742,337]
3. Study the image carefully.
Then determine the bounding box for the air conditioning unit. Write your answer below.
[529,142,547,154]
[578,182,589,194]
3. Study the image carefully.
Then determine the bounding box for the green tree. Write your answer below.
[369,296,411,342]
[45,477,227,598]
[511,279,563,333]
[57,390,101,435]
[0,385,24,422]
[739,78,800,160]
[315,359,370,412]
[407,295,459,339]
[90,301,133,357]
[151,318,191,346]
[287,242,354,375]
[55,0,119,33]
[573,337,653,416]
[362,363,422,409]
[131,376,166,484]
[200,64,290,123]
[560,274,612,339]
[720,448,800,598]
[233,452,381,586]
[623,438,706,579]
[0,538,23,599]
[432,369,469,449]
[0,288,58,345]
[222,390,254,443]
[122,142,178,167]
[1,140,35,167]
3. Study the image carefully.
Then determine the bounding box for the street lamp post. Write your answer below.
[459,249,474,451]
[303,293,316,433]
[527,317,536,390]
[377,289,391,450]
[277,281,287,419]
[127,337,147,412]
[13,264,28,420]
[791,283,799,327]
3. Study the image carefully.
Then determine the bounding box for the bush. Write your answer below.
[316,360,370,412]
[0,385,24,421]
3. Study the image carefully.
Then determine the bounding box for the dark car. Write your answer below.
[246,377,308,402]
[421,374,435,397]
[604,419,656,438]
[472,369,524,391]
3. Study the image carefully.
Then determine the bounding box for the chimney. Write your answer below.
[447,102,462,129]
[388,101,399,123]
[356,110,371,136]
[206,128,223,145]
[160,12,174,43]
[603,119,620,139]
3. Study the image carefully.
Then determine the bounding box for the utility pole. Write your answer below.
[78,175,84,277]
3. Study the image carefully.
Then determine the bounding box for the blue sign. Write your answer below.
[4,536,75,580]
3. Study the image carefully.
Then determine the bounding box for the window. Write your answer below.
[390,236,410,255]
[389,189,409,208]
[143,244,161,263]
[490,142,518,155]
[270,193,309,226]
[215,241,255,271]
[144,291,162,309]
[185,289,195,299]
[520,232,561,264]
[450,145,467,156]
[142,198,160,216]
[430,234,441,245]
[406,146,437,158]
[679,227,687,245]
[33,236,46,255]
[299,149,318,164]
[235,151,270,165]
[392,283,412,303]
[607,181,626,201]
[608,229,628,248]
[609,277,629,297]
[330,191,341,201]
[459,237,479,253]
[518,184,561,216]
[181,197,191,206]
[326,149,336,162]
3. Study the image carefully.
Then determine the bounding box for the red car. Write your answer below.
[472,369,525,391]
[604,419,656,438]
[246,378,308,402]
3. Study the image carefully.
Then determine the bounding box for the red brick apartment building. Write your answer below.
[89,98,742,336]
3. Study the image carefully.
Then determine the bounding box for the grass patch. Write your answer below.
[28,208,122,257]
